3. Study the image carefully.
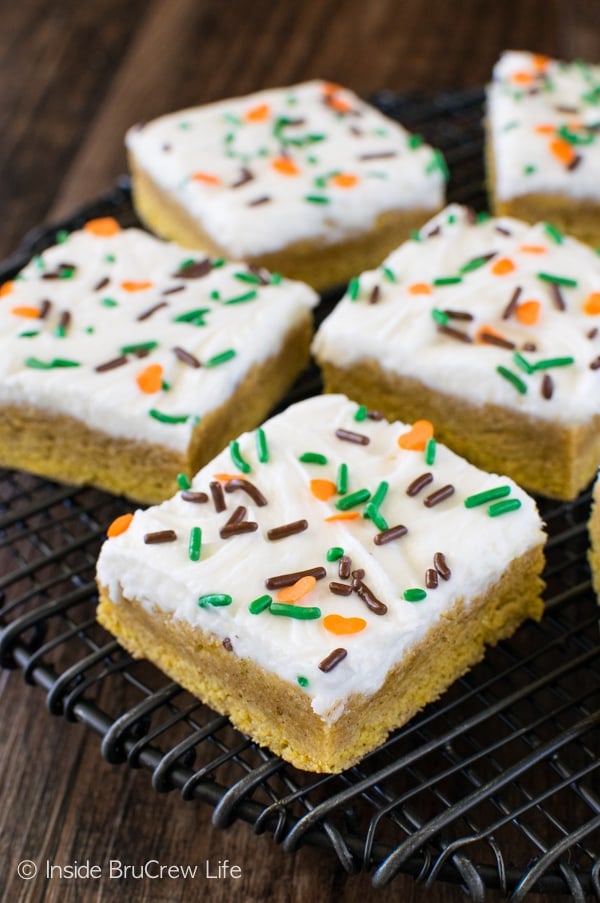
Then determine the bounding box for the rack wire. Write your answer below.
[0,89,598,900]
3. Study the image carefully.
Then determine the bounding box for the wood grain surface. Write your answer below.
[0,1,597,901]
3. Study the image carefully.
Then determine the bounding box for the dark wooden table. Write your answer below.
[0,2,597,901]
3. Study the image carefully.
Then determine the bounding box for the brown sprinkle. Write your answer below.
[329,581,353,596]
[319,647,348,672]
[335,428,370,445]
[220,521,258,538]
[351,568,365,581]
[231,166,254,188]
[495,225,513,236]
[587,328,598,340]
[173,346,201,368]
[374,524,408,545]
[358,151,397,160]
[590,356,600,371]
[162,286,186,296]
[437,324,473,343]
[265,567,326,589]
[567,154,582,172]
[267,519,308,540]
[522,342,537,352]
[478,330,515,350]
[444,309,473,321]
[38,299,52,319]
[502,285,522,320]
[224,478,268,507]
[94,276,110,291]
[433,551,451,580]
[549,282,566,312]
[95,355,128,373]
[144,529,177,544]
[338,555,352,580]
[137,301,168,321]
[406,472,434,496]
[180,490,209,503]
[367,410,384,421]
[424,484,455,507]
[541,372,554,399]
[210,480,226,512]
[223,505,247,527]
[174,259,212,279]
[222,637,233,652]
[58,310,71,332]
[352,578,388,615]
[247,195,271,207]
[369,285,381,304]
[424,225,441,238]
[425,568,439,589]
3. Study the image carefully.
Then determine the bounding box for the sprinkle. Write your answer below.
[491,257,516,276]
[198,594,232,607]
[423,484,455,507]
[277,574,317,602]
[249,594,272,615]
[549,137,578,168]
[338,556,351,579]
[373,524,408,545]
[537,272,577,289]
[231,167,255,189]
[327,547,344,561]
[25,357,80,369]
[191,171,221,186]
[272,156,300,176]
[222,637,233,652]
[404,588,427,602]
[177,473,192,490]
[174,259,212,279]
[265,567,326,589]
[478,328,515,350]
[148,409,189,424]
[247,195,271,207]
[270,603,321,620]
[335,428,369,445]
[541,373,554,399]
[107,513,133,538]
[245,102,270,122]
[39,299,52,319]
[369,480,389,511]
[358,150,397,160]
[443,309,474,321]
[590,356,600,370]
[121,280,153,293]
[144,529,177,544]
[502,286,523,320]
[433,276,462,286]
[136,363,163,394]
[205,349,236,367]
[297,675,309,687]
[348,277,360,300]
[406,472,434,496]
[229,440,251,474]
[304,194,329,204]
[408,282,432,295]
[364,505,388,531]
[310,479,337,501]
[173,308,210,326]
[209,481,226,513]
[181,490,209,503]
[516,300,541,325]
[497,366,527,394]
[11,305,42,318]
[335,488,371,510]
[431,308,450,326]
[464,485,511,507]
[121,341,159,356]
[18,331,39,338]
[224,478,267,506]
[534,356,575,370]
[323,614,366,635]
[369,285,381,304]
[353,405,368,423]
[234,272,262,285]
[300,452,328,465]
[424,438,437,465]
[488,498,522,517]
[95,355,128,373]
[438,324,473,343]
[398,420,434,451]
[325,512,359,522]
[382,266,397,283]
[336,463,349,494]
[513,352,535,375]
[84,217,120,237]
[352,578,387,615]
[329,581,353,596]
[220,521,258,538]
[425,569,438,589]
[173,346,201,368]
[460,252,498,273]
[319,648,347,672]
[433,551,451,580]
[544,222,564,244]
[256,427,269,463]
[267,519,308,540]
[224,290,258,305]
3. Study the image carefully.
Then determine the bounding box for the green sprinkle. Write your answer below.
[269,603,321,620]
[382,266,397,283]
[210,289,221,301]
[543,222,564,245]
[178,121,191,130]
[211,258,226,268]
[488,498,522,517]
[532,356,575,370]
[25,357,80,369]
[502,120,519,131]
[101,297,118,307]
[224,290,258,305]
[297,675,309,688]
[85,326,95,334]
[407,133,424,149]
[177,472,192,490]
[523,164,537,175]
[256,427,269,463]
[537,272,578,288]
[476,211,491,223]
[425,438,437,465]
[205,349,236,367]
[431,308,450,326]
[299,452,328,465]
[230,439,251,473]
[370,480,389,510]
[120,341,158,355]
[326,547,344,562]
[433,276,462,286]
[105,254,116,263]
[460,255,491,274]
[304,194,329,204]
[366,505,388,531]
[59,266,75,279]
[188,526,202,561]
[234,272,262,285]
[348,276,360,300]
[447,213,456,224]
[354,404,368,421]
[162,380,171,391]
[411,230,422,241]
[337,462,348,495]
[249,594,272,615]
[464,485,511,508]
[426,148,449,181]
[149,409,189,424]
[335,488,371,511]
[18,330,39,338]
[497,366,527,394]
[33,255,45,270]
[513,352,535,375]
[270,272,282,285]
[404,588,427,602]
[557,123,595,146]
[306,155,319,164]
[198,593,232,607]
[56,229,69,244]
[173,308,210,326]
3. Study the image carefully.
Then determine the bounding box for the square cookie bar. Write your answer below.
[487,51,600,247]
[96,393,545,773]
[0,218,317,504]
[313,204,600,500]
[126,80,446,289]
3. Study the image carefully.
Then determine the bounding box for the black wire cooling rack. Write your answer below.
[0,89,599,901]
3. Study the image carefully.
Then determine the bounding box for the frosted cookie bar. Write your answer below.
[0,218,317,503]
[313,204,600,500]
[487,51,600,247]
[96,393,545,773]
[126,80,446,289]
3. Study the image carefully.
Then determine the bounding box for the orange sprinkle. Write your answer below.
[534,124,556,136]
[549,138,577,167]
[328,94,352,113]
[323,614,367,635]
[583,292,600,315]
[277,575,317,603]
[398,420,434,451]
[136,363,163,394]
[84,216,121,237]
[271,156,300,177]
[519,244,547,254]
[10,305,41,319]
[491,257,516,276]
[107,512,134,538]
[191,171,221,185]
[408,282,432,295]
[244,102,270,122]
[476,323,510,343]
[511,70,535,85]
[121,280,153,292]
[310,479,337,501]
[533,54,550,72]
[0,281,14,297]
[322,81,342,96]
[516,300,541,325]
[325,512,360,522]
[213,472,246,482]
[332,172,358,189]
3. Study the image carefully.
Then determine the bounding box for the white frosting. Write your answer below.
[96,393,544,723]
[126,80,445,258]
[0,224,317,452]
[487,51,600,201]
[313,204,600,425]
